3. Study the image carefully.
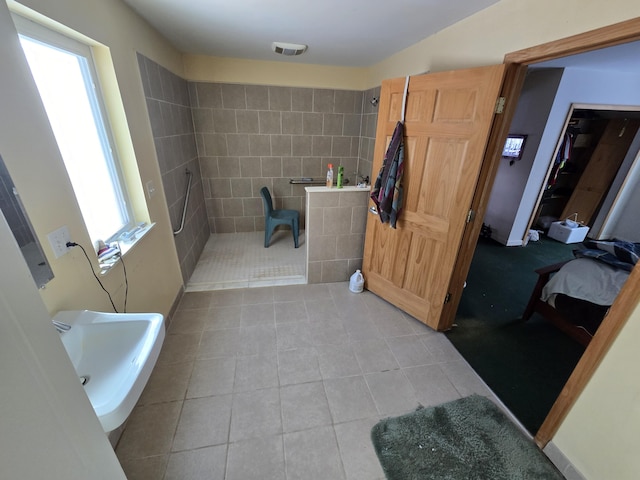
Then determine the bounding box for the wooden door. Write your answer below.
[362,65,505,330]
[560,117,640,224]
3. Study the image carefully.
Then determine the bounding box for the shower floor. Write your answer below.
[186,230,306,291]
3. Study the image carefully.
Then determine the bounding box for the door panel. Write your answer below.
[560,118,640,224]
[362,65,505,330]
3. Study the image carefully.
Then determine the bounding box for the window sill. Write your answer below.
[99,222,155,275]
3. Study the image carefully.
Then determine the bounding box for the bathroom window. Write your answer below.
[15,17,134,245]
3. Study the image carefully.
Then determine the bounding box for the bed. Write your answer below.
[522,239,637,346]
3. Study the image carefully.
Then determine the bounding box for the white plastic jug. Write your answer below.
[349,269,364,293]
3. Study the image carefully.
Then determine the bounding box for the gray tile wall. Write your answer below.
[306,189,370,283]
[137,54,209,284]
[189,83,375,233]
[359,86,381,183]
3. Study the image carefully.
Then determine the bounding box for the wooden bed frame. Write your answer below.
[522,260,593,347]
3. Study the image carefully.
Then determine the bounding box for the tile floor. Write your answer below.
[186,232,306,292]
[116,282,514,480]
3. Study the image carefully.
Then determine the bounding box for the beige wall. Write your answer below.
[5,0,184,317]
[183,54,368,90]
[552,301,640,479]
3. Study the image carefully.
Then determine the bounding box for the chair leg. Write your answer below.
[264,223,272,248]
[292,217,299,248]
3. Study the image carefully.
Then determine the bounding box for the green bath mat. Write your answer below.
[371,395,564,480]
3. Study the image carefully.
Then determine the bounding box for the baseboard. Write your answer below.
[543,441,586,480]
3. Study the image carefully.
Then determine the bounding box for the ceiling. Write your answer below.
[122,0,499,67]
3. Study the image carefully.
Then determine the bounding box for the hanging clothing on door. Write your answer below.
[370,121,405,228]
[548,131,573,188]
[370,76,409,229]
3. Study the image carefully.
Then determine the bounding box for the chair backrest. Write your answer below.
[260,186,274,216]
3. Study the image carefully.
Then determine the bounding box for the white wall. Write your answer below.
[484,69,563,245]
[508,68,640,245]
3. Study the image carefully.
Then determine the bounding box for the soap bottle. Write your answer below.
[326,163,333,188]
[337,165,344,189]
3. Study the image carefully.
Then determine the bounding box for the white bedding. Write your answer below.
[541,257,630,307]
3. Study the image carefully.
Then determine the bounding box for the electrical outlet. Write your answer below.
[47,225,72,258]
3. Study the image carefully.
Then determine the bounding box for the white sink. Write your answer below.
[52,309,165,433]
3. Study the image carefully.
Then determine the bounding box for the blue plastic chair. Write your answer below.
[260,187,299,248]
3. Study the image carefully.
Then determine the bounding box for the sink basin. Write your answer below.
[52,309,165,432]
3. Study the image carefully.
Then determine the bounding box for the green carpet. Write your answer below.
[447,235,584,434]
[371,395,563,480]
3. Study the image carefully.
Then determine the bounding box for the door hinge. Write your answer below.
[466,209,476,224]
[444,292,452,304]
[495,96,506,114]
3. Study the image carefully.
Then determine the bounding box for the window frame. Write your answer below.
[13,14,136,245]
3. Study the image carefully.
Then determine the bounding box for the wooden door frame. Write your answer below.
[443,17,640,448]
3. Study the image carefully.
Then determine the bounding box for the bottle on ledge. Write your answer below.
[326,163,333,188]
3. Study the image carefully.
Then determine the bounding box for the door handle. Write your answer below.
[369,206,379,215]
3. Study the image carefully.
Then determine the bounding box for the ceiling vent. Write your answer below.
[272,42,307,56]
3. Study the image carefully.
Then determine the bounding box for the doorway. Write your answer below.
[451,97,640,433]
[446,21,640,447]
[529,106,640,239]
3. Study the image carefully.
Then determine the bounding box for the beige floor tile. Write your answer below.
[164,445,227,480]
[157,332,201,365]
[403,364,461,407]
[234,353,278,392]
[334,418,386,480]
[198,328,240,358]
[280,382,332,433]
[274,300,308,323]
[187,356,236,398]
[370,313,416,338]
[277,347,322,385]
[352,338,399,374]
[440,359,495,397]
[243,286,274,304]
[226,435,285,480]
[316,343,362,378]
[168,309,208,334]
[237,324,277,356]
[365,370,420,416]
[116,401,182,460]
[324,376,377,423]
[179,291,214,310]
[241,303,275,327]
[205,305,242,330]
[386,334,436,367]
[118,454,168,480]
[119,279,522,480]
[421,332,465,362]
[284,426,346,480]
[172,395,232,451]
[276,321,314,350]
[138,361,193,405]
[273,284,307,302]
[230,387,282,442]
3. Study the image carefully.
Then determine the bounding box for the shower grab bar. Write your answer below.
[173,169,192,236]
[289,177,349,185]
